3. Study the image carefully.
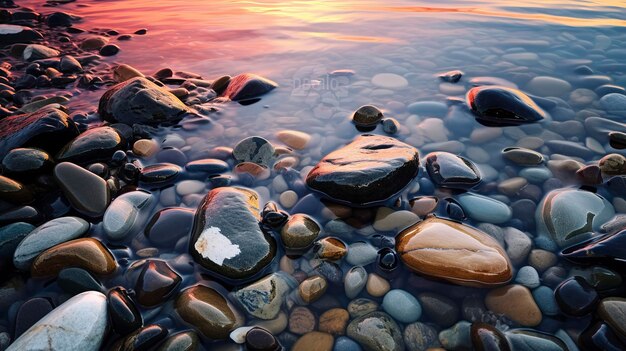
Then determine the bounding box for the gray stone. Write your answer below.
[347,312,404,351]
[103,191,155,240]
[233,272,297,320]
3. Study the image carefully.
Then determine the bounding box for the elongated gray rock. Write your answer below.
[103,190,155,240]
[6,291,108,351]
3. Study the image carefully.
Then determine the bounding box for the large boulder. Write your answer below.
[189,187,276,281]
[306,134,419,206]
[0,107,79,159]
[98,77,190,125]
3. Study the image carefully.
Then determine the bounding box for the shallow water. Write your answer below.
[7,0,626,350]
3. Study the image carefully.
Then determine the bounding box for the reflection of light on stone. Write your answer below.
[194,226,240,265]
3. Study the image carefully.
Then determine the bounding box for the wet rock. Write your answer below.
[139,163,182,186]
[111,324,168,351]
[561,228,626,266]
[233,272,296,320]
[245,327,281,351]
[505,330,568,351]
[346,311,404,351]
[352,105,383,129]
[598,298,626,340]
[382,289,421,323]
[579,322,626,351]
[14,297,54,338]
[145,207,194,247]
[13,216,88,270]
[175,285,244,339]
[418,292,459,327]
[470,323,510,351]
[314,237,347,261]
[281,214,320,252]
[346,242,378,266]
[298,275,328,304]
[425,151,481,189]
[396,217,512,287]
[185,158,229,174]
[600,93,626,114]
[6,291,107,351]
[59,55,82,73]
[382,118,399,135]
[99,44,120,56]
[502,147,544,166]
[103,190,155,240]
[526,76,572,97]
[0,176,32,204]
[319,308,349,335]
[98,77,190,126]
[288,306,316,335]
[221,73,278,101]
[56,126,125,164]
[536,188,614,248]
[57,267,104,295]
[157,331,199,351]
[0,108,79,158]
[30,238,117,278]
[292,332,334,351]
[135,260,181,307]
[439,70,463,83]
[554,276,598,316]
[306,134,419,205]
[233,136,275,167]
[277,130,311,150]
[107,287,142,336]
[189,187,276,281]
[2,148,53,177]
[0,222,34,259]
[23,44,59,61]
[55,162,110,217]
[485,284,542,327]
[403,322,439,350]
[46,12,76,27]
[344,266,367,299]
[372,73,408,89]
[0,24,43,45]
[457,193,512,224]
[366,273,390,297]
[439,321,471,351]
[600,153,626,175]
[467,86,547,126]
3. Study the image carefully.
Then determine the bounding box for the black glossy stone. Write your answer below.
[555,276,598,316]
[111,324,168,351]
[0,176,32,204]
[0,107,79,159]
[221,73,277,102]
[56,126,125,164]
[261,201,289,228]
[467,86,547,127]
[46,12,75,27]
[245,327,281,351]
[57,267,104,294]
[135,260,182,307]
[425,152,481,189]
[156,331,199,351]
[580,322,626,351]
[306,135,420,205]
[99,44,120,56]
[609,132,626,149]
[2,148,53,178]
[561,229,626,266]
[54,162,110,217]
[445,198,467,221]
[377,247,399,272]
[0,206,42,226]
[0,222,34,258]
[352,105,383,128]
[185,158,229,174]
[189,187,276,281]
[59,55,82,73]
[14,297,53,338]
[98,77,190,126]
[439,70,463,83]
[145,207,194,247]
[471,322,511,351]
[0,25,43,45]
[139,163,181,187]
[108,287,143,336]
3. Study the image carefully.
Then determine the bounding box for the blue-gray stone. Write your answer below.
[334,336,363,351]
[457,193,512,224]
[407,101,448,117]
[103,191,155,240]
[533,286,559,316]
[515,266,540,289]
[382,289,422,323]
[439,321,471,351]
[0,222,34,258]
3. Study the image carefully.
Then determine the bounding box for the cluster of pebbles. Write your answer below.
[1,1,626,351]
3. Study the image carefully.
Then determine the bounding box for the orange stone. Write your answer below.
[396,217,512,287]
[485,284,542,326]
[31,238,117,278]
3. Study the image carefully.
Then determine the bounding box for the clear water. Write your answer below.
[11,0,626,349]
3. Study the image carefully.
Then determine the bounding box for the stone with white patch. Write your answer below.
[0,25,43,45]
[194,226,241,265]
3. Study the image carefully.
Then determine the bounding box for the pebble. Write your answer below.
[319,308,349,335]
[515,266,540,288]
[135,259,182,307]
[233,136,275,166]
[457,193,512,224]
[292,332,334,351]
[485,284,542,326]
[277,130,311,149]
[157,331,199,351]
[281,214,320,251]
[470,322,510,351]
[532,286,559,316]
[403,322,439,350]
[467,86,547,126]
[418,293,459,328]
[351,105,384,129]
[598,298,626,340]
[371,73,408,89]
[103,191,154,240]
[344,266,367,299]
[439,321,471,351]
[526,76,572,97]
[298,275,328,303]
[54,162,110,217]
[366,273,390,297]
[345,242,378,266]
[315,237,347,260]
[347,311,404,351]
[133,139,158,157]
[31,237,117,277]
[111,324,168,351]
[108,287,143,336]
[382,289,422,323]
[555,276,598,316]
[234,272,296,320]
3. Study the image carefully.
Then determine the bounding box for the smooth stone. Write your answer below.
[319,308,349,336]
[403,322,439,350]
[298,275,328,304]
[113,64,144,83]
[135,260,182,307]
[439,321,471,351]
[598,298,626,340]
[13,216,88,270]
[373,209,419,232]
[346,311,404,351]
[515,266,540,289]
[366,273,390,297]
[107,287,142,336]
[221,73,277,101]
[348,298,379,319]
[0,25,43,44]
[505,330,568,351]
[110,324,167,351]
[561,228,626,266]
[133,139,158,157]
[425,152,481,189]
[382,289,421,323]
[99,44,120,56]
[30,238,117,278]
[315,237,347,261]
[0,222,34,258]
[281,214,320,251]
[175,285,244,339]
[6,291,107,351]
[439,70,463,83]
[14,297,54,338]
[600,93,626,114]
[485,285,542,327]
[467,86,547,126]
[189,187,276,281]
[185,158,229,174]
[139,163,182,186]
[306,135,419,205]
[471,323,511,351]
[344,266,367,299]
[352,105,384,128]
[397,217,512,287]
[600,153,626,175]
[54,162,110,217]
[233,136,275,167]
[2,148,52,177]
[98,77,190,125]
[176,180,205,196]
[292,332,334,351]
[457,193,512,224]
[245,327,281,351]
[289,306,316,335]
[554,276,598,316]
[502,147,544,166]
[56,126,125,164]
[536,188,614,248]
[609,132,626,149]
[334,336,363,351]
[145,207,194,247]
[16,96,70,114]
[233,272,296,320]
[345,242,378,266]
[0,176,32,204]
[371,73,408,89]
[526,76,572,97]
[520,167,552,183]
[157,331,199,351]
[0,108,79,159]
[418,293,459,328]
[23,44,60,61]
[59,55,82,73]
[533,286,559,316]
[407,101,449,117]
[103,190,154,240]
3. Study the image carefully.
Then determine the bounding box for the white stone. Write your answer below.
[194,226,241,265]
[371,73,408,89]
[0,24,23,35]
[230,326,254,344]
